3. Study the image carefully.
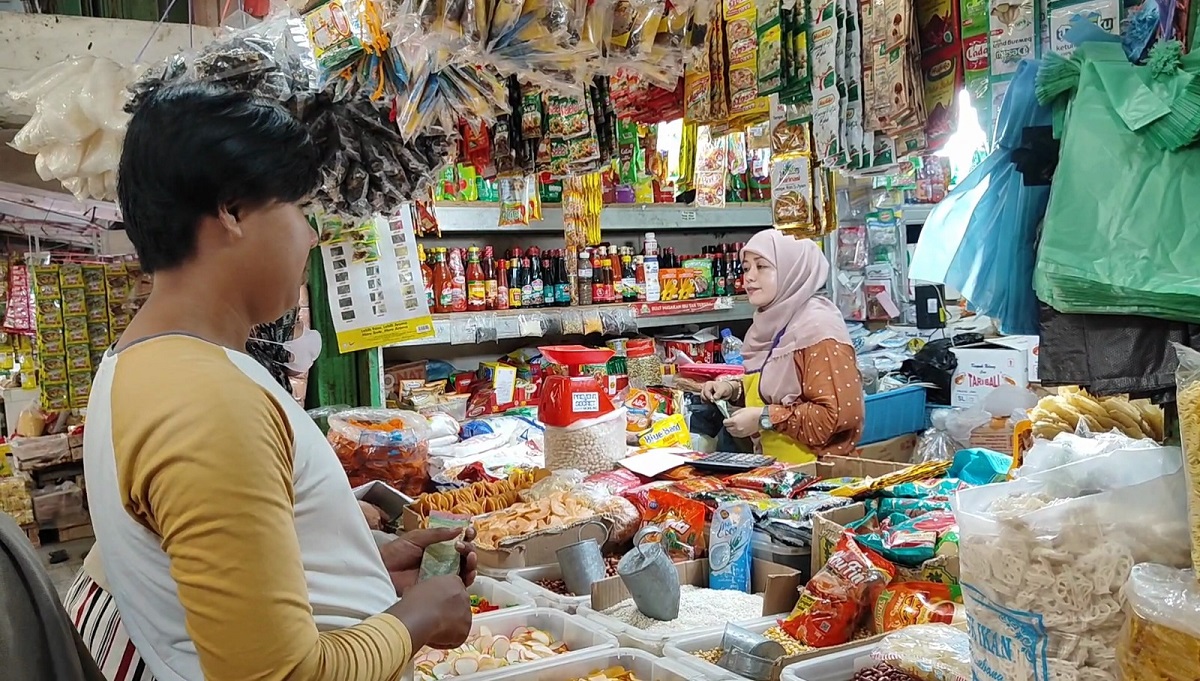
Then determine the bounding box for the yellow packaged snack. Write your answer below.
[638,413,690,448]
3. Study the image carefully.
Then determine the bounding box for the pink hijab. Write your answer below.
[740,230,851,404]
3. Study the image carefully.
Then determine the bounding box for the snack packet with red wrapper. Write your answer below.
[780,532,897,646]
[634,488,707,560]
[726,463,817,498]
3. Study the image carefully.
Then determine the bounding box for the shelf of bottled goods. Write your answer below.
[385,296,756,348]
[428,202,933,234]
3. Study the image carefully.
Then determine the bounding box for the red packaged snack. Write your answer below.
[780,532,897,647]
[872,582,964,633]
[637,489,708,561]
[585,468,647,495]
[665,476,726,497]
[725,463,817,498]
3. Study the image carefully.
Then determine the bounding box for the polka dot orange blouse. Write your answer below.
[765,339,865,457]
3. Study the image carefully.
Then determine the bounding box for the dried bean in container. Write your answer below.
[852,664,924,681]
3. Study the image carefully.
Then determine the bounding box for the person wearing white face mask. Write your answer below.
[700,230,864,463]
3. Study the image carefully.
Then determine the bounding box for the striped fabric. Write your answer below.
[64,571,155,681]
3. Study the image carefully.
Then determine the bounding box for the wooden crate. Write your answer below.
[21,523,40,548]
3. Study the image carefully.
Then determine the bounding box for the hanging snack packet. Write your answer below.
[418,511,470,581]
[709,502,755,592]
[780,531,896,646]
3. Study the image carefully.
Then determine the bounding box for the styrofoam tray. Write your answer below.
[508,564,591,613]
[576,603,770,656]
[779,645,877,681]
[404,608,618,681]
[470,575,535,618]
[661,616,778,680]
[465,647,742,681]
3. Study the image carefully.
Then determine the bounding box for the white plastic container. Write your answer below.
[406,608,618,681]
[662,616,778,680]
[577,603,770,655]
[471,647,738,681]
[470,575,535,618]
[508,564,592,613]
[779,645,876,681]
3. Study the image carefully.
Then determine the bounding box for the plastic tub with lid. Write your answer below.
[508,564,592,613]
[750,532,811,578]
[469,575,536,618]
[779,645,877,681]
[466,647,740,681]
[405,608,618,681]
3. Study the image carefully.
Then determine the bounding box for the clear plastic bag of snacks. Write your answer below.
[327,408,432,496]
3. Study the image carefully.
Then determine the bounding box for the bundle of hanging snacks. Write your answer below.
[609,67,685,123]
[391,35,510,140]
[563,173,603,246]
[305,93,453,216]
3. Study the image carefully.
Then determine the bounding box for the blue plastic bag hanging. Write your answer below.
[909,59,1051,336]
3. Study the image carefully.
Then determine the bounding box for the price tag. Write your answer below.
[679,210,698,222]
[572,392,601,412]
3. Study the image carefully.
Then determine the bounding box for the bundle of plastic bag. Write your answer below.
[909,59,1050,336]
[871,624,971,681]
[9,56,137,201]
[1117,563,1200,681]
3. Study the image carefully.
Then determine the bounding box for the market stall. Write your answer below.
[3,0,1200,677]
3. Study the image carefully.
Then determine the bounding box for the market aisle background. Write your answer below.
[40,538,92,599]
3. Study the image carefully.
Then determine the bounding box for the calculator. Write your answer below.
[691,451,776,473]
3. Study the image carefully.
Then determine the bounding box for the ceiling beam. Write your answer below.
[0,13,217,126]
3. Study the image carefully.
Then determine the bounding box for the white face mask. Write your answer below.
[258,329,323,374]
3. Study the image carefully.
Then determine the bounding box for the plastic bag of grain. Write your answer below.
[1173,343,1200,571]
[1117,563,1200,681]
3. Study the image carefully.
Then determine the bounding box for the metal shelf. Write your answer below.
[431,203,772,234]
[901,203,934,225]
[386,297,755,348]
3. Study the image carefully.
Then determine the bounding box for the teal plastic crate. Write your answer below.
[859,385,927,445]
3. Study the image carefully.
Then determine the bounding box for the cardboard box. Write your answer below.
[852,434,918,463]
[811,503,960,587]
[588,558,803,616]
[990,334,1039,383]
[950,341,1029,407]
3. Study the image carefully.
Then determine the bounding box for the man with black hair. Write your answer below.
[68,82,474,681]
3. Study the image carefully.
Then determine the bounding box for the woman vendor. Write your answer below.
[701,230,864,462]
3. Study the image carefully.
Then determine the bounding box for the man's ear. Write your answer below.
[216,204,244,239]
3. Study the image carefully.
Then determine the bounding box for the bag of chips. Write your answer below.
[725,463,816,497]
[873,582,965,632]
[780,532,897,646]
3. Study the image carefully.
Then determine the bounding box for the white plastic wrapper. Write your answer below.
[9,56,137,201]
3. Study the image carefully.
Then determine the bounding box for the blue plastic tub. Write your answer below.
[858,385,928,445]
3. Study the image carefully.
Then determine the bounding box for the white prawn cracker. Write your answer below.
[954,446,1191,680]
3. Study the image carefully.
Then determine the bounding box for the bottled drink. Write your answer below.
[541,252,554,308]
[482,246,498,310]
[642,233,660,302]
[591,248,605,303]
[433,249,453,314]
[447,248,467,312]
[713,252,728,296]
[621,254,637,302]
[554,251,571,306]
[418,243,434,310]
[577,250,593,305]
[508,257,523,309]
[466,246,486,311]
[528,246,544,307]
[496,256,510,310]
[721,328,744,365]
[520,257,534,307]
